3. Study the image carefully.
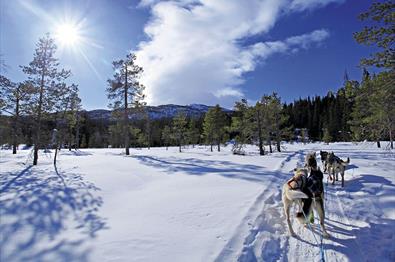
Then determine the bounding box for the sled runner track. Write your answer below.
[324,186,365,260]
[214,149,305,261]
[277,150,305,170]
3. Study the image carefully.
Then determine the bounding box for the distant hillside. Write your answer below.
[85,104,233,121]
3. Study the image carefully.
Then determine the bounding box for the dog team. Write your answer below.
[282,150,350,238]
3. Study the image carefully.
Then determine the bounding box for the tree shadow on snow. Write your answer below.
[134,155,289,183]
[346,174,395,193]
[324,218,395,261]
[0,165,107,261]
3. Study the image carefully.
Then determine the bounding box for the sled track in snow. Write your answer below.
[214,150,305,261]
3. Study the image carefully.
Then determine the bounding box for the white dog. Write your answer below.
[282,167,330,238]
[282,168,309,236]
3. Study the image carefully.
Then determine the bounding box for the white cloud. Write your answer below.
[289,0,345,11]
[286,29,329,49]
[215,88,244,98]
[135,0,337,107]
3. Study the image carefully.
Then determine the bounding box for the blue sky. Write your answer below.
[0,0,377,110]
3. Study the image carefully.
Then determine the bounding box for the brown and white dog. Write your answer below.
[326,152,350,187]
[282,168,309,237]
[283,164,330,238]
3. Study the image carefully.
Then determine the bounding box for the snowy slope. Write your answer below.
[0,142,394,261]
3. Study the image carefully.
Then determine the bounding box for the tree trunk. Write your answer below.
[257,110,264,155]
[68,128,72,151]
[12,94,20,154]
[33,70,45,165]
[75,113,80,150]
[123,65,130,155]
[54,146,58,165]
[269,139,273,153]
[276,140,281,152]
[179,142,181,153]
[377,140,381,148]
[217,142,220,152]
[389,123,393,149]
[210,144,213,152]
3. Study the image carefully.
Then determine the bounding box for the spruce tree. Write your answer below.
[107,53,145,155]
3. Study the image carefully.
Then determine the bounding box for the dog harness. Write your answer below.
[287,175,307,190]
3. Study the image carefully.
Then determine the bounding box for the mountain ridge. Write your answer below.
[85,104,233,121]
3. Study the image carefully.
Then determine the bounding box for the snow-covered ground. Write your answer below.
[0,142,394,261]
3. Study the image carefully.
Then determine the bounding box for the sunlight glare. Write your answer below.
[55,23,81,47]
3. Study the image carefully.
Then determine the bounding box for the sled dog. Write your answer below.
[319,150,330,172]
[283,157,330,238]
[282,168,309,237]
[298,155,329,238]
[326,152,350,187]
[305,152,317,172]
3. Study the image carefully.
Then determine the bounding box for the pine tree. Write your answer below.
[254,101,266,155]
[0,76,14,112]
[322,127,332,144]
[187,119,200,148]
[255,94,279,154]
[267,93,289,152]
[130,127,142,148]
[350,71,375,142]
[21,34,71,165]
[109,122,123,148]
[203,105,227,152]
[231,99,253,148]
[52,83,81,164]
[5,82,32,154]
[143,108,152,149]
[353,1,394,69]
[161,125,173,150]
[368,71,395,148]
[66,86,82,151]
[107,53,145,155]
[172,113,187,152]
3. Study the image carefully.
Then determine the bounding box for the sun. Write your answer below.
[55,23,81,47]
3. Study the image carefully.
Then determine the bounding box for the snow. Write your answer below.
[1,142,394,261]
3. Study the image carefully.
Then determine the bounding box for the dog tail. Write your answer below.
[341,157,350,166]
[286,190,309,200]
